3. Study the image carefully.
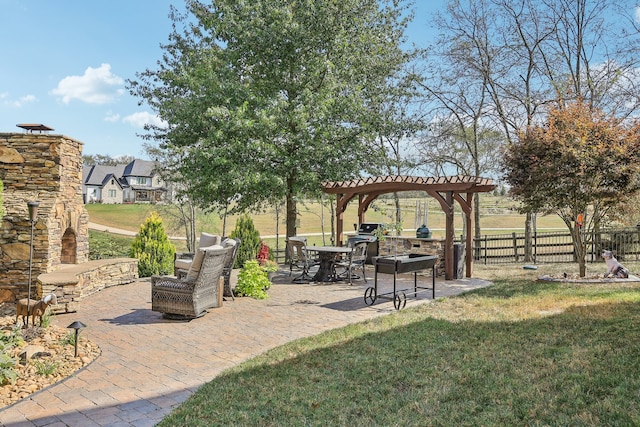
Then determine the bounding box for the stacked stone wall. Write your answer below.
[37,258,139,313]
[378,237,446,277]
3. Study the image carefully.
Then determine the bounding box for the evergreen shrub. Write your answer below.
[129,212,175,277]
[230,214,261,268]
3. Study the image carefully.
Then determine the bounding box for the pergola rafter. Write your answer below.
[322,175,496,280]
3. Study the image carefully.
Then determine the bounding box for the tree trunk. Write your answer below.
[394,192,401,226]
[574,225,587,277]
[286,187,297,239]
[222,205,228,237]
[524,212,533,262]
[473,196,480,239]
[187,203,196,252]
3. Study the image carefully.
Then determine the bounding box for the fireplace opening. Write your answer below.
[61,228,77,264]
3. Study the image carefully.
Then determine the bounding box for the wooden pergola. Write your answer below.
[321,175,496,280]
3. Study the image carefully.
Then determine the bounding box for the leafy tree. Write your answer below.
[230,214,261,269]
[424,0,640,261]
[128,0,418,239]
[503,100,640,276]
[82,154,136,166]
[129,212,176,277]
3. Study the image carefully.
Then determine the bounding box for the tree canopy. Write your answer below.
[503,100,640,275]
[129,0,418,238]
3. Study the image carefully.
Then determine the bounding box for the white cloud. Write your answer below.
[636,6,640,23]
[122,111,167,128]
[104,112,121,122]
[51,64,124,104]
[1,93,37,108]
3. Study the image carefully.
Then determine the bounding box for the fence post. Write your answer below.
[484,235,488,264]
[637,225,640,261]
[533,231,537,264]
[512,232,518,262]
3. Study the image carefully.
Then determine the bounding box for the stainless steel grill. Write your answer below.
[350,223,384,264]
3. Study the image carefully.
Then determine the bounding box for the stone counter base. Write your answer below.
[37,258,139,313]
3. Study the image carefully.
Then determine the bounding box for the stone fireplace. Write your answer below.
[0,130,91,301]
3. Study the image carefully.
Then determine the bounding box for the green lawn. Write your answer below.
[85,195,567,237]
[158,265,640,426]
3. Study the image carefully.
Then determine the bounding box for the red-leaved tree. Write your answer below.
[503,100,640,276]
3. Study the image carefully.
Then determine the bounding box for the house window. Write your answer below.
[108,189,117,198]
[136,177,147,185]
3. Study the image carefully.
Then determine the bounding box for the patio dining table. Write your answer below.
[308,246,353,282]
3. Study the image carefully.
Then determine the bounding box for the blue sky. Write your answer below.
[0,0,445,158]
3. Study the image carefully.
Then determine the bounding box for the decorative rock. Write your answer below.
[19,345,45,365]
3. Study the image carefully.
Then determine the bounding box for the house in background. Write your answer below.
[82,159,167,204]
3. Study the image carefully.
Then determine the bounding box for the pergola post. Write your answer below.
[336,193,344,246]
[465,192,474,277]
[445,191,455,280]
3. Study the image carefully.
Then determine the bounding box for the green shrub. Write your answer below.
[0,327,23,385]
[33,360,58,377]
[234,260,271,299]
[40,308,54,328]
[129,212,176,277]
[230,214,261,268]
[60,331,76,347]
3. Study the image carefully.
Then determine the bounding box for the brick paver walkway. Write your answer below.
[0,271,491,427]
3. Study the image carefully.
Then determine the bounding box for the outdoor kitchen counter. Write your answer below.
[378,236,446,277]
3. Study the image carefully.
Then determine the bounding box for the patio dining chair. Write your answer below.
[286,237,318,283]
[335,240,368,285]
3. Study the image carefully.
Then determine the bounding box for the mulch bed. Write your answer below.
[0,303,100,408]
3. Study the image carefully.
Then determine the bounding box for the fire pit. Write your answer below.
[365,254,438,310]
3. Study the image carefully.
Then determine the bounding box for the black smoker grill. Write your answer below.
[365,254,439,310]
[349,222,384,264]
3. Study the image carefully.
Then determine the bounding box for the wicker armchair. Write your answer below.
[221,238,241,299]
[152,245,233,319]
[174,232,222,276]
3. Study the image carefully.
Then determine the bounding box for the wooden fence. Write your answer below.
[472,226,640,264]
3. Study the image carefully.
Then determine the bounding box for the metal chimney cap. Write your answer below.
[16,124,54,133]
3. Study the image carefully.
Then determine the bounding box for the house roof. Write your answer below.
[123,159,156,177]
[84,164,127,187]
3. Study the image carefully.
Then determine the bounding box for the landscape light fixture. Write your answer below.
[26,201,39,327]
[67,321,87,357]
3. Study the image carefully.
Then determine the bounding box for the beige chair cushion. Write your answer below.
[199,232,221,248]
[186,244,223,281]
[175,258,193,271]
[174,234,221,275]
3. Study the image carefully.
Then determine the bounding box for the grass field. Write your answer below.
[85,195,566,241]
